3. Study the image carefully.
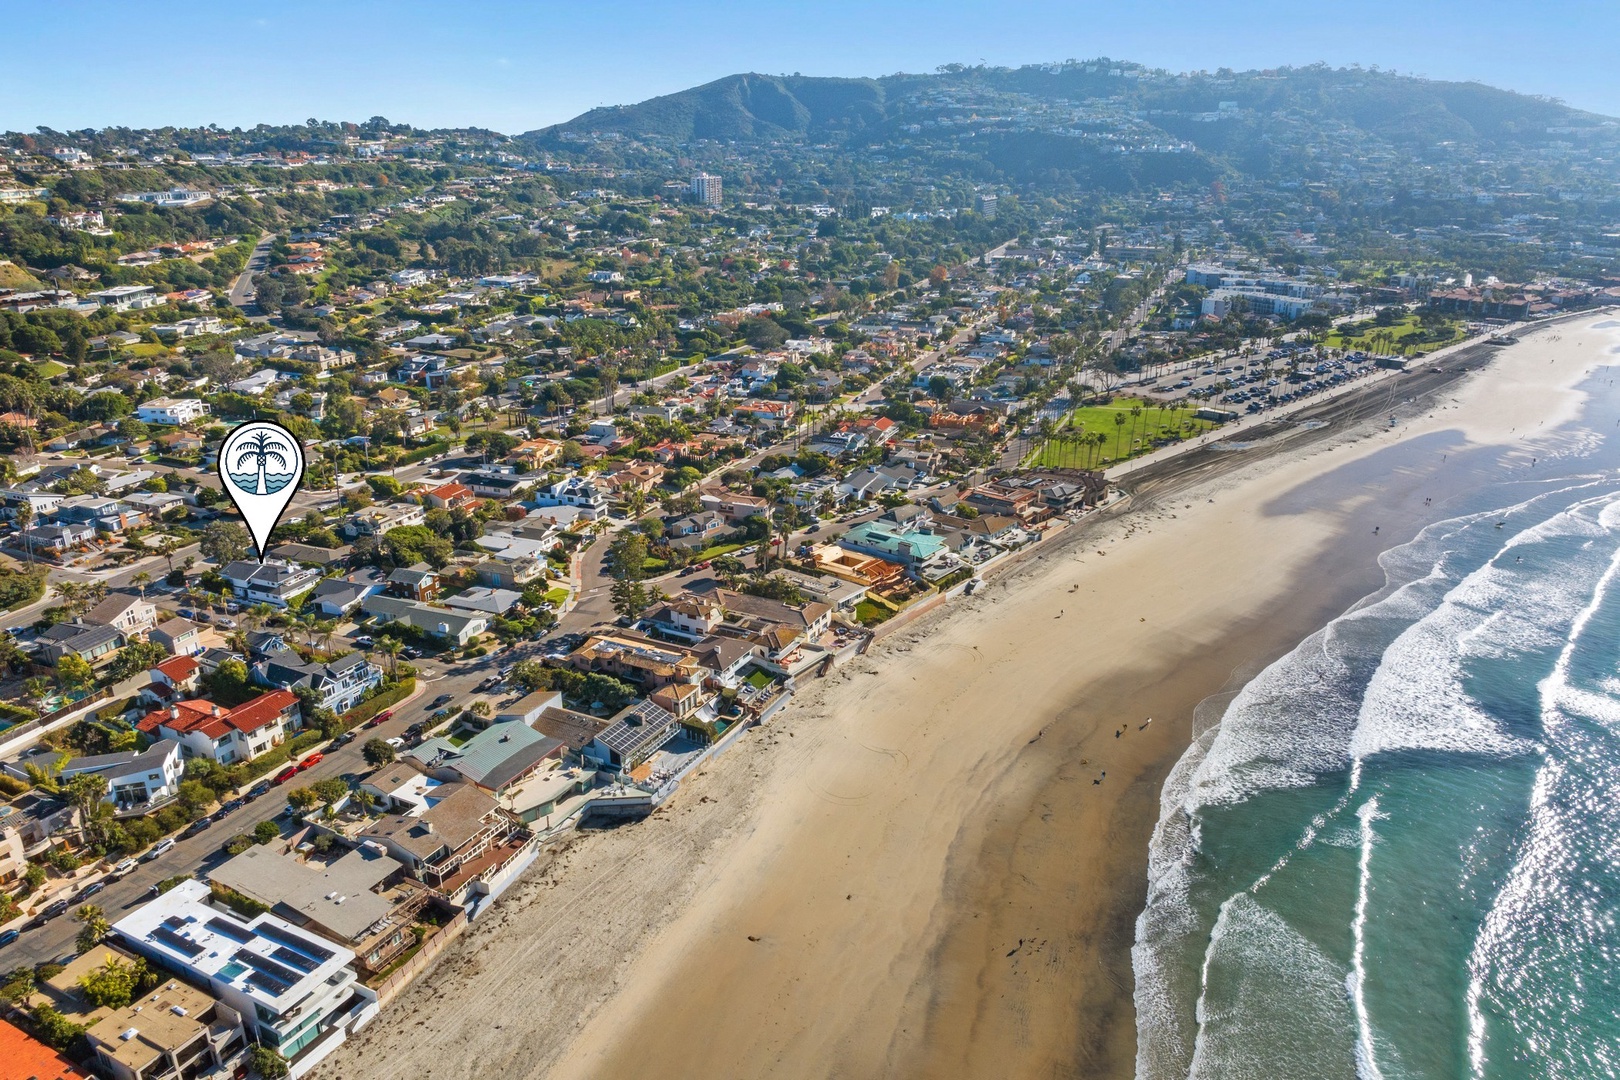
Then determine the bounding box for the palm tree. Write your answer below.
[378,640,402,678]
[232,430,292,496]
[13,501,34,566]
[295,611,320,651]
[1129,404,1144,454]
[74,904,109,953]
[1113,412,1128,460]
[131,571,151,599]
[23,676,51,713]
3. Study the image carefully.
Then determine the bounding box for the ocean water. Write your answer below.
[226,470,296,495]
[1135,361,1620,1078]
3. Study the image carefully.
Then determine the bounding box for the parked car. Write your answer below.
[431,693,453,707]
[367,710,394,727]
[296,752,323,771]
[354,635,374,647]
[245,782,271,801]
[332,731,356,748]
[0,929,19,948]
[400,647,421,660]
[272,766,299,786]
[143,837,176,862]
[73,881,106,902]
[182,818,212,838]
[39,899,70,921]
[385,736,407,750]
[111,858,138,877]
[218,797,244,814]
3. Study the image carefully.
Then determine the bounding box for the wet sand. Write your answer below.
[311,314,1612,1080]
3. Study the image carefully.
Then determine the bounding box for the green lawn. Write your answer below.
[690,541,745,563]
[746,670,774,689]
[1030,398,1217,469]
[854,599,894,626]
[1325,314,1464,355]
[543,587,570,606]
[32,360,68,379]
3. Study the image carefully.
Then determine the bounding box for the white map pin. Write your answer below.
[218,421,305,562]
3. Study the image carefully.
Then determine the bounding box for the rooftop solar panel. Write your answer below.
[254,921,335,961]
[232,948,300,986]
[247,969,292,996]
[270,945,319,973]
[206,917,255,944]
[151,926,204,958]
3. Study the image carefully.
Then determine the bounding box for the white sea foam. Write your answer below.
[1349,796,1387,1080]
[1187,893,1358,1080]
[1466,516,1620,1079]
[1139,481,1620,1080]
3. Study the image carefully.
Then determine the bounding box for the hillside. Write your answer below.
[522,62,1616,192]
[537,73,890,141]
[0,260,44,291]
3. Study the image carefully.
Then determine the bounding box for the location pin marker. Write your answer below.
[218,421,305,563]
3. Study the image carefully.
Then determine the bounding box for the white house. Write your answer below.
[56,743,183,811]
[136,690,301,766]
[136,397,211,426]
[111,880,374,1063]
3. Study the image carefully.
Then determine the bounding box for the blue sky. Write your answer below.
[6,0,1617,133]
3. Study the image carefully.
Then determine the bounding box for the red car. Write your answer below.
[296,752,323,772]
[366,710,393,728]
[271,766,299,785]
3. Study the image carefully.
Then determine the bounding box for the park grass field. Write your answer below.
[1028,397,1217,469]
[1325,313,1464,355]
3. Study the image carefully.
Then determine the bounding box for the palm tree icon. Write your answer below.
[234,430,290,495]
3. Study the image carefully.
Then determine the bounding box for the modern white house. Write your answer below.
[111,880,377,1072]
[56,743,184,811]
[135,397,212,426]
[221,560,322,608]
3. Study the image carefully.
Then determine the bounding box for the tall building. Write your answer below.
[976,192,998,220]
[691,173,722,207]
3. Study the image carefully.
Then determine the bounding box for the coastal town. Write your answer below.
[0,69,1618,1079]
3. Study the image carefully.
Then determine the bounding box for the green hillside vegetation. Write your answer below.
[0,260,44,290]
[525,63,1612,193]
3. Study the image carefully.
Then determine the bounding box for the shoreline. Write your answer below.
[309,314,1611,1080]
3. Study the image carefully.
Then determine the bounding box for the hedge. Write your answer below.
[242,730,328,780]
[341,677,417,725]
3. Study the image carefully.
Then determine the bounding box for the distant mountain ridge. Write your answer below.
[524,61,1613,153]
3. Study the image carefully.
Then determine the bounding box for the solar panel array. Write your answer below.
[206,916,255,944]
[271,945,319,973]
[254,921,335,962]
[232,947,301,988]
[151,925,204,958]
[247,969,293,997]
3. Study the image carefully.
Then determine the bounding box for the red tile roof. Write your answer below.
[138,689,298,741]
[153,655,200,683]
[429,482,473,501]
[0,1017,89,1080]
[224,689,300,735]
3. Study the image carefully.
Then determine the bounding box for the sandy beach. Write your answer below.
[309,314,1613,1080]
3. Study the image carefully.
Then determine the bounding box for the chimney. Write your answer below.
[169,705,178,720]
